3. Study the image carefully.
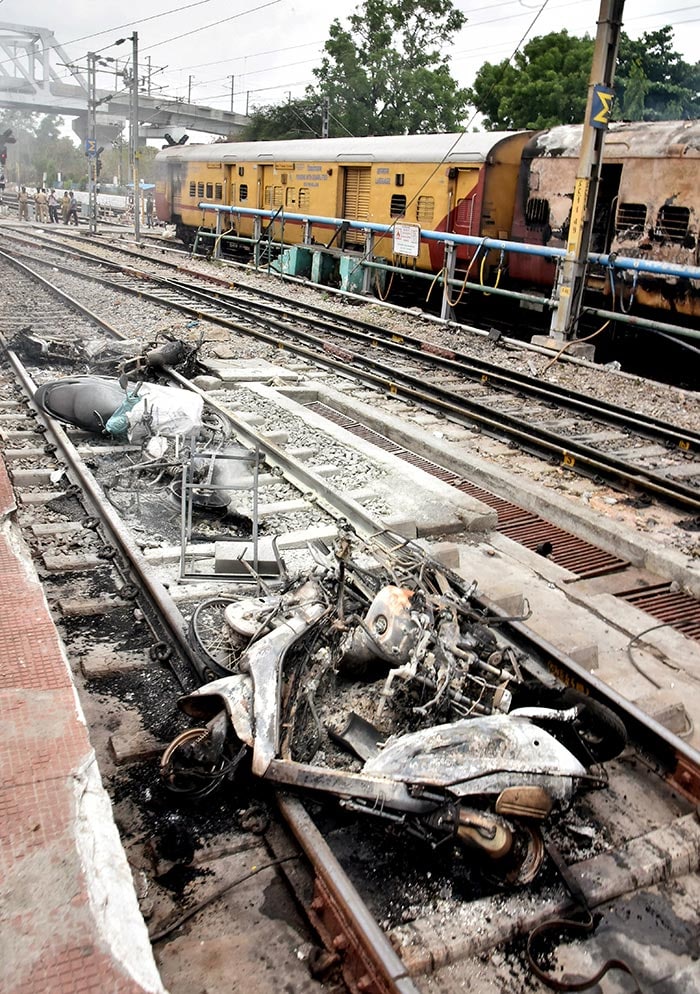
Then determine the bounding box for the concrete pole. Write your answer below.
[548,0,625,342]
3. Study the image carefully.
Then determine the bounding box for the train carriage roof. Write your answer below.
[155,131,528,164]
[528,119,700,158]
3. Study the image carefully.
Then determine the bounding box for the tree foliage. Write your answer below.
[241,97,324,140]
[469,25,700,130]
[0,110,86,187]
[615,27,700,120]
[312,0,469,136]
[468,31,594,130]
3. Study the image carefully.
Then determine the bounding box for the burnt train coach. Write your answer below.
[154,121,700,323]
[510,119,700,320]
[154,131,533,273]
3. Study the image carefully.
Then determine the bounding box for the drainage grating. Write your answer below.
[617,583,700,641]
[306,401,629,580]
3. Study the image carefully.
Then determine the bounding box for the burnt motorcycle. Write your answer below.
[161,531,627,884]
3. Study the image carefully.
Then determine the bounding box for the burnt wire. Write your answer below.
[526,841,648,993]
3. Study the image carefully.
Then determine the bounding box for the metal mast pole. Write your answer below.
[87,52,97,234]
[548,0,625,343]
[131,32,141,240]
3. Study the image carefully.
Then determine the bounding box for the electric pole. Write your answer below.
[548,0,625,344]
[87,52,97,234]
[131,32,141,240]
[229,75,234,112]
[321,98,330,138]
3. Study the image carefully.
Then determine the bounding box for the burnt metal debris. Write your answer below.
[163,529,627,886]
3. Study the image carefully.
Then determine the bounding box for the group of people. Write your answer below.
[18,187,79,225]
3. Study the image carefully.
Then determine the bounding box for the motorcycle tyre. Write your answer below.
[160,725,249,799]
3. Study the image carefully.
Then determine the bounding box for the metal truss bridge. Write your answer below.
[0,22,248,142]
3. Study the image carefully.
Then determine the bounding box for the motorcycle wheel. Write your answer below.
[557,689,627,765]
[189,596,246,681]
[489,824,545,886]
[160,726,248,799]
[517,684,627,765]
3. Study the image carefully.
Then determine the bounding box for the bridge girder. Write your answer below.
[0,22,249,139]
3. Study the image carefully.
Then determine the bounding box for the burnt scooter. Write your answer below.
[162,533,626,884]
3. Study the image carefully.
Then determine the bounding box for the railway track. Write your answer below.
[2,226,699,515]
[2,229,700,993]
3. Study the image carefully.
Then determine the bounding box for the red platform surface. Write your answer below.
[0,458,165,994]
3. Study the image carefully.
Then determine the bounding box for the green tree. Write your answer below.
[467,31,594,130]
[0,110,85,186]
[616,27,700,120]
[240,97,324,140]
[312,0,469,136]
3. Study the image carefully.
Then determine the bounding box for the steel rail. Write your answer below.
[6,350,198,691]
[480,594,700,803]
[74,270,700,513]
[166,276,700,452]
[278,795,421,994]
[4,242,698,511]
[5,232,698,450]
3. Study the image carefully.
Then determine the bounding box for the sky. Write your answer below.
[0,0,698,142]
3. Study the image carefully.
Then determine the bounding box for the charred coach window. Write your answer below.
[390,194,407,217]
[417,196,434,223]
[205,183,213,199]
[189,181,196,198]
[615,203,647,235]
[655,204,691,243]
[197,182,204,199]
[215,183,223,200]
[239,184,248,202]
[525,197,549,226]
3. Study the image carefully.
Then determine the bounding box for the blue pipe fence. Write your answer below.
[193,203,700,342]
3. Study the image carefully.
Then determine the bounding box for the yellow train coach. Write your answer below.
[154,131,533,273]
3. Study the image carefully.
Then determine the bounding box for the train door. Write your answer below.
[448,167,483,262]
[591,163,622,253]
[343,166,371,246]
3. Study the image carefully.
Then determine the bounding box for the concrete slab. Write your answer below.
[246,383,497,537]
[201,357,302,383]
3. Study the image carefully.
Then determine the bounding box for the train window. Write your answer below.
[215,183,223,200]
[239,184,248,202]
[615,203,646,234]
[390,194,407,217]
[416,196,434,223]
[197,182,204,198]
[395,173,405,187]
[238,166,245,177]
[286,187,297,206]
[273,186,284,207]
[189,181,196,198]
[298,188,310,209]
[655,204,691,243]
[525,197,549,226]
[206,183,213,199]
[264,186,272,207]
[280,173,288,186]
